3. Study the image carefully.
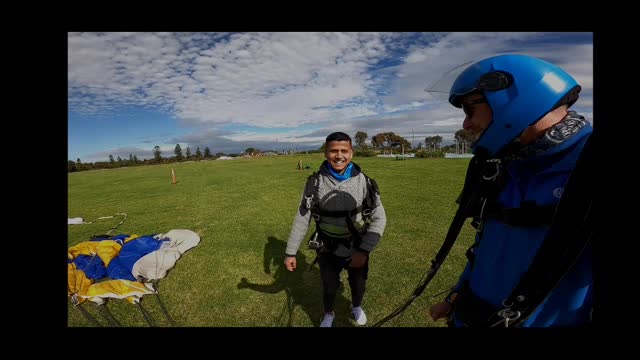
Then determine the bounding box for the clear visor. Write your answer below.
[424,60,475,100]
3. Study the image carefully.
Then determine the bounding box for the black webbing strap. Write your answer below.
[482,200,557,227]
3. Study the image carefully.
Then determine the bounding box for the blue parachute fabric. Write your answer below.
[106,235,167,281]
[74,254,108,280]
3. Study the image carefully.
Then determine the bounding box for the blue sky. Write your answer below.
[68,32,593,162]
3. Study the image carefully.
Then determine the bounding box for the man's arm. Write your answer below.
[358,192,386,253]
[285,191,312,257]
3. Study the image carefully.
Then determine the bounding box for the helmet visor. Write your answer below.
[424,61,474,100]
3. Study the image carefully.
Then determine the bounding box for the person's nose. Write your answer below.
[463,117,473,130]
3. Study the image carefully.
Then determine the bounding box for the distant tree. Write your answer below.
[216,152,226,157]
[195,147,202,159]
[133,155,139,164]
[319,143,327,151]
[355,131,368,149]
[372,132,410,150]
[153,146,162,161]
[129,154,134,165]
[454,129,475,153]
[68,160,77,172]
[117,156,122,165]
[424,136,433,151]
[204,147,212,158]
[174,144,183,161]
[185,147,191,159]
[109,154,115,164]
[432,135,443,151]
[245,147,256,155]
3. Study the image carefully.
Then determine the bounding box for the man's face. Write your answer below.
[461,93,493,142]
[325,140,352,173]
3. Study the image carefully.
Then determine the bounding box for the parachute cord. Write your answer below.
[372,270,454,327]
[430,285,456,300]
[77,213,128,235]
[151,237,177,326]
[137,302,156,327]
[151,280,177,326]
[155,294,177,326]
[75,302,102,327]
[105,213,128,236]
[96,303,121,327]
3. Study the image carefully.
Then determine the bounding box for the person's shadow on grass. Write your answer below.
[237,236,352,327]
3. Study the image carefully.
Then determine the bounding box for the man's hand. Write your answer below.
[349,250,368,268]
[284,256,297,271]
[429,301,453,321]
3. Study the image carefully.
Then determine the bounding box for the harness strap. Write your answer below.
[303,171,378,251]
[482,200,556,227]
[314,206,367,218]
[465,241,480,268]
[318,231,355,250]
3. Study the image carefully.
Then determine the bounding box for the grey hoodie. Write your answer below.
[285,161,387,258]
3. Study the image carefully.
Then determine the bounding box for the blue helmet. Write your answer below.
[449,54,581,156]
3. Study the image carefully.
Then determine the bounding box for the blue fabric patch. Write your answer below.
[74,254,108,280]
[326,162,353,182]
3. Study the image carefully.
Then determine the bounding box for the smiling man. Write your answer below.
[284,132,387,327]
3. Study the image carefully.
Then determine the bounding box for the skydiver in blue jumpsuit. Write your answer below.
[429,54,593,327]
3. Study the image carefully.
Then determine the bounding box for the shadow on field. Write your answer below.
[237,236,353,327]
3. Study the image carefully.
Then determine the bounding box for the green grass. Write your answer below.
[68,155,476,327]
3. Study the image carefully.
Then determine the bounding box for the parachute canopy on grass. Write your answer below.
[68,229,200,305]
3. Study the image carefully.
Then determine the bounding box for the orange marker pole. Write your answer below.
[171,168,176,184]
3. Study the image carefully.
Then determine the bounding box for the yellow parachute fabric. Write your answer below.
[68,240,122,267]
[67,262,93,297]
[77,279,156,304]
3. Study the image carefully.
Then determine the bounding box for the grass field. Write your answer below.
[67,154,476,327]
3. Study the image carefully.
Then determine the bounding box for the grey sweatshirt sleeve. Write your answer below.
[359,192,386,253]
[285,191,312,256]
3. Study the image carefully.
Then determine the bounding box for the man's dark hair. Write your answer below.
[325,132,352,146]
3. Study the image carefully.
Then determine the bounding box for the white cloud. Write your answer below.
[69,32,400,127]
[69,32,594,158]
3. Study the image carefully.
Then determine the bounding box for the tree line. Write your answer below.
[69,145,220,172]
[349,130,472,153]
[69,129,475,173]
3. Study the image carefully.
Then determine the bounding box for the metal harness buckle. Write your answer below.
[482,159,501,181]
[308,232,322,250]
[304,194,313,209]
[492,301,521,328]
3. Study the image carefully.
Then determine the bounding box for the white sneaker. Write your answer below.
[352,306,367,326]
[320,312,335,327]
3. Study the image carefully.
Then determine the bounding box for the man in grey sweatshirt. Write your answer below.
[284,132,387,327]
